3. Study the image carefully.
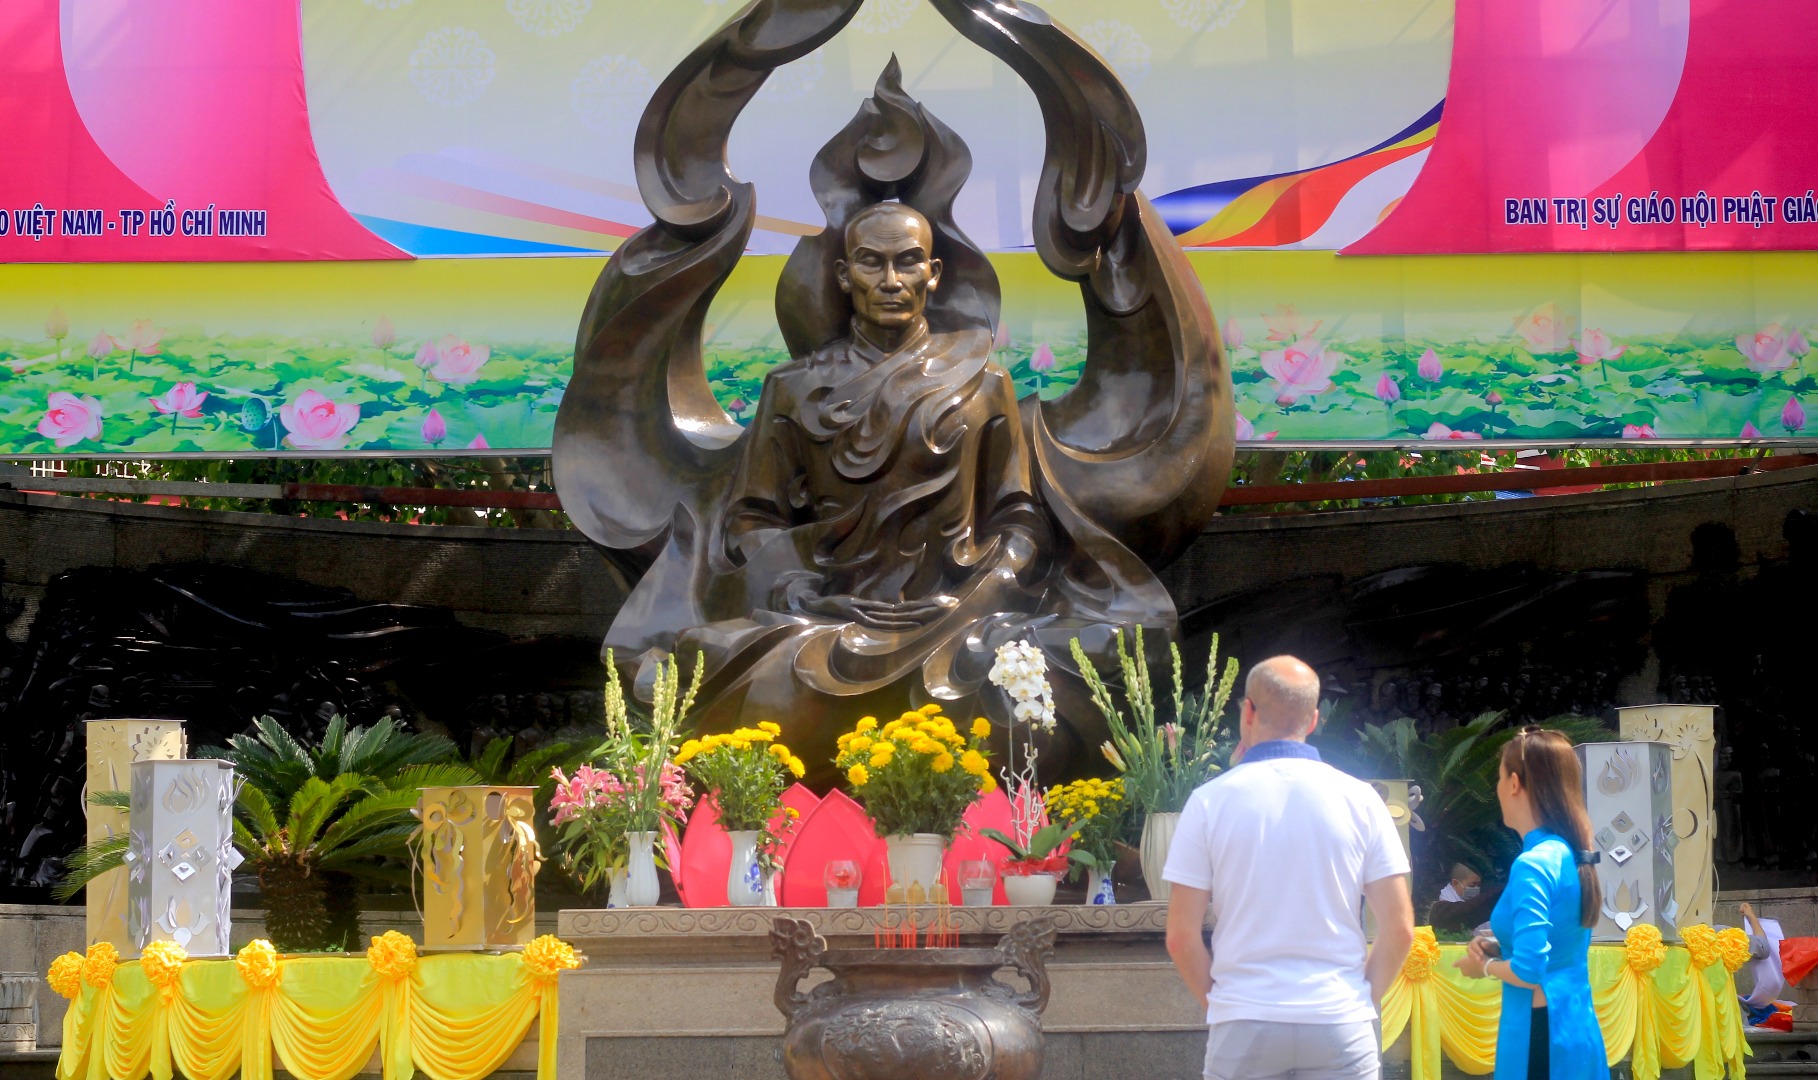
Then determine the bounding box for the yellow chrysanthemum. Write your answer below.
[1680,924,1720,970]
[932,753,955,773]
[959,750,989,776]
[787,756,806,778]
[1624,923,1665,975]
[141,940,188,994]
[869,752,892,769]
[855,716,877,733]
[837,732,854,750]
[367,931,418,981]
[920,703,943,716]
[522,935,582,984]
[758,721,782,735]
[46,952,83,1000]
[769,743,790,760]
[1717,927,1752,973]
[980,774,998,794]
[849,736,872,754]
[82,942,119,989]
[1401,927,1441,982]
[236,940,280,990]
[971,718,991,740]
[847,764,870,787]
[785,806,801,819]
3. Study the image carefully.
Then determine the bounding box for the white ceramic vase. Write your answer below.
[1001,872,1058,906]
[726,829,774,907]
[606,867,629,908]
[625,830,661,907]
[1087,867,1116,906]
[1140,812,1181,904]
[884,833,947,900]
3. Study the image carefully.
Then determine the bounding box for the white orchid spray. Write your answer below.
[988,639,1057,851]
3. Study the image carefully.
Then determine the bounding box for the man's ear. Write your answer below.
[927,256,943,291]
[835,259,851,295]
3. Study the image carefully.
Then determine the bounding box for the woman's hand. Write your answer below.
[1454,937,1492,980]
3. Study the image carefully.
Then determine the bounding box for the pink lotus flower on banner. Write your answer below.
[725,397,750,417]
[1262,304,1321,342]
[1261,337,1339,403]
[1233,413,1277,441]
[1789,329,1812,358]
[1736,324,1795,372]
[1374,374,1401,404]
[467,433,490,450]
[1742,421,1765,438]
[1423,422,1483,441]
[1222,319,1245,351]
[38,392,103,448]
[1417,349,1443,382]
[414,341,439,369]
[123,320,161,356]
[45,308,68,342]
[150,382,208,418]
[994,323,1011,351]
[429,334,491,384]
[372,316,397,351]
[87,331,117,359]
[1783,396,1806,434]
[1030,343,1056,372]
[421,408,447,446]
[1622,423,1656,439]
[279,390,362,451]
[1571,329,1626,365]
[1514,304,1576,354]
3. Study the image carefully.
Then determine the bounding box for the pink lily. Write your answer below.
[1737,324,1794,373]
[1571,328,1626,384]
[150,382,209,430]
[38,391,103,448]
[1261,337,1340,403]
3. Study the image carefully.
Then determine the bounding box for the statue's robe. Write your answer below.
[608,322,1168,777]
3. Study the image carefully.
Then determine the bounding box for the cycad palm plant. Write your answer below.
[60,714,475,952]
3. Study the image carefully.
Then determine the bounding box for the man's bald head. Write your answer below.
[843,202,933,256]
[1243,656,1320,738]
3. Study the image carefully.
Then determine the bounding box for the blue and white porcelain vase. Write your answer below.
[727,829,773,907]
[1086,867,1116,906]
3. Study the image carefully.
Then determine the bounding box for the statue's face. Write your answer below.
[837,209,942,332]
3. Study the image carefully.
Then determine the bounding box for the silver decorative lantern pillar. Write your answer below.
[124,759,241,957]
[1616,705,1715,929]
[1576,741,1677,942]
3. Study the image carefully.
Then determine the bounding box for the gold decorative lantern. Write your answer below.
[415,786,543,950]
[1617,705,1715,928]
[85,719,186,951]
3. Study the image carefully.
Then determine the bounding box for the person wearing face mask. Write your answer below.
[1440,863,1483,904]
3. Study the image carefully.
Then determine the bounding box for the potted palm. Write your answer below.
[1070,629,1239,902]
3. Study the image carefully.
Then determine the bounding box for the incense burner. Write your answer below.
[770,915,1056,1080]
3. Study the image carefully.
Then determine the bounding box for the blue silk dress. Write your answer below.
[1489,828,1610,1080]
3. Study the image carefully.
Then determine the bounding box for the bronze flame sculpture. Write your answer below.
[553,0,1233,778]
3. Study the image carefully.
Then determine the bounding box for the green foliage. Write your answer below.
[1340,710,1616,901]
[979,821,1076,862]
[1071,629,1240,815]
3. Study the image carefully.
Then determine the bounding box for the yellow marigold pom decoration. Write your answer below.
[237,940,280,990]
[847,764,870,787]
[522,935,582,985]
[82,942,119,989]
[1401,927,1441,982]
[1680,924,1720,970]
[46,952,84,1000]
[367,931,419,981]
[141,940,188,995]
[1717,926,1752,973]
[1624,923,1666,975]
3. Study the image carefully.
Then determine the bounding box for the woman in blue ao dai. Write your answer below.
[1454,728,1610,1080]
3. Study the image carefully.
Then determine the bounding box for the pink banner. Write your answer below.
[1348,0,1818,254]
[0,0,401,262]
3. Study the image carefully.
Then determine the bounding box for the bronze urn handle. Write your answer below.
[992,916,1059,1013]
[770,917,827,1021]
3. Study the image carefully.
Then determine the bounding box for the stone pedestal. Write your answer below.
[556,905,1208,1080]
[1617,705,1716,928]
[83,720,185,951]
[124,760,239,957]
[415,786,542,951]
[0,973,35,1052]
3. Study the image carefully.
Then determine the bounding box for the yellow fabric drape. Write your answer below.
[1381,937,1750,1080]
[55,953,562,1080]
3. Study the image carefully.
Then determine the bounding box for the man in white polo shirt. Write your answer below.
[1164,655,1415,1080]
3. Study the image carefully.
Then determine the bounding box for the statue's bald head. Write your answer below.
[843,202,933,256]
[1242,655,1321,739]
